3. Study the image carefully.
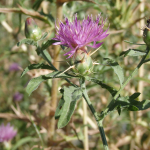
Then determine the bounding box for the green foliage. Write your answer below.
[17,39,38,47]
[40,40,56,51]
[120,49,146,57]
[33,0,44,10]
[1,0,150,149]
[101,94,150,118]
[26,71,76,95]
[87,77,117,97]
[104,58,124,87]
[56,86,82,128]
[12,137,33,150]
[21,63,54,77]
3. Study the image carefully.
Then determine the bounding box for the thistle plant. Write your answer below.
[17,13,150,150]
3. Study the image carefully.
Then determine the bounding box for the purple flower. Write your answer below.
[13,92,23,101]
[53,14,109,58]
[0,123,17,142]
[9,63,20,71]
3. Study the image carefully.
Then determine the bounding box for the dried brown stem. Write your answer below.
[48,1,63,139]
[0,6,49,24]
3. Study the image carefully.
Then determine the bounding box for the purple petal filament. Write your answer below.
[53,14,109,58]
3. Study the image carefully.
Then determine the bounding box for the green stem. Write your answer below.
[114,46,150,100]
[81,80,109,150]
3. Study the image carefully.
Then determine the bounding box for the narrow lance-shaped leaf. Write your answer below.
[100,93,150,119]
[26,71,77,96]
[41,40,57,51]
[55,97,65,119]
[87,77,117,97]
[17,39,37,47]
[21,63,54,77]
[120,49,146,57]
[104,58,124,87]
[57,86,82,128]
[33,0,43,10]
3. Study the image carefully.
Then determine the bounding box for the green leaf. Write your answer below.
[128,99,150,110]
[41,40,56,50]
[101,95,150,119]
[12,137,33,150]
[104,58,124,86]
[39,32,48,41]
[128,105,139,111]
[124,40,145,45]
[120,49,146,57]
[130,92,140,100]
[88,77,117,96]
[33,0,43,10]
[36,47,56,70]
[117,105,121,115]
[57,86,82,128]
[17,39,37,47]
[55,97,65,119]
[39,11,55,24]
[21,63,54,77]
[26,71,76,95]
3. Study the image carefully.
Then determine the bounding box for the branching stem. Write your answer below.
[114,46,150,100]
[81,80,109,150]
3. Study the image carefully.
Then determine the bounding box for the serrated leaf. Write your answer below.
[21,63,54,77]
[88,78,117,96]
[101,96,150,119]
[26,71,76,95]
[55,97,65,119]
[57,86,82,128]
[121,49,146,57]
[17,39,37,47]
[104,58,124,86]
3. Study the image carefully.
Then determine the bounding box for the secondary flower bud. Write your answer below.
[72,50,93,76]
[25,17,42,41]
[143,19,150,47]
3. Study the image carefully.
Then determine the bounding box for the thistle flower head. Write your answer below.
[0,123,17,142]
[53,14,109,58]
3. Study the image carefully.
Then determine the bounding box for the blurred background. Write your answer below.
[0,0,150,150]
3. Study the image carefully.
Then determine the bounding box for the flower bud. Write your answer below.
[25,17,42,41]
[143,19,150,47]
[72,50,93,76]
